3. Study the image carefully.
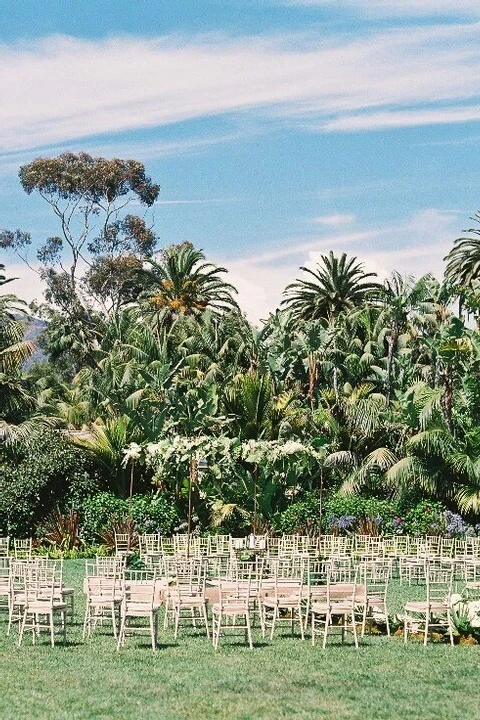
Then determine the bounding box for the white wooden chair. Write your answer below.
[83,563,123,640]
[18,564,67,647]
[117,570,160,651]
[311,569,360,649]
[211,576,254,650]
[404,562,454,646]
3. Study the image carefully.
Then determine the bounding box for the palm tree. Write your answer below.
[444,212,480,316]
[0,264,57,442]
[282,252,382,323]
[379,272,438,403]
[142,243,239,318]
[282,253,382,404]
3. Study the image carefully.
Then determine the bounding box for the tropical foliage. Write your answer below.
[3,154,480,538]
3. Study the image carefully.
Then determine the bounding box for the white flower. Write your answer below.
[122,442,142,467]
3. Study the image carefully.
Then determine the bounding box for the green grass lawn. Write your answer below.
[0,561,479,720]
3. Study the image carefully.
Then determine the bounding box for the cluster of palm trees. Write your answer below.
[2,232,480,532]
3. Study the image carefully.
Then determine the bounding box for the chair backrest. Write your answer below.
[92,556,126,578]
[14,538,32,559]
[327,555,354,582]
[0,557,10,588]
[326,566,359,606]
[86,574,119,601]
[218,574,252,609]
[123,569,157,610]
[358,560,390,600]
[426,561,453,604]
[139,533,161,557]
[0,536,9,557]
[25,564,57,604]
[160,536,175,556]
[114,532,132,555]
[208,534,232,556]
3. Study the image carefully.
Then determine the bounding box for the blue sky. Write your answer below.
[2,0,480,321]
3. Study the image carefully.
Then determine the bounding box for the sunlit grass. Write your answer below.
[0,561,478,720]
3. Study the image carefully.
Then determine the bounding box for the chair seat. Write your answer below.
[405,601,448,613]
[262,596,301,608]
[311,601,353,615]
[172,596,207,607]
[89,595,122,605]
[212,603,249,614]
[27,601,67,612]
[124,603,159,614]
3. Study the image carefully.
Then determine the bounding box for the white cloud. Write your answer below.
[312,214,356,227]
[4,208,458,324]
[281,0,480,16]
[2,24,480,151]
[324,105,480,132]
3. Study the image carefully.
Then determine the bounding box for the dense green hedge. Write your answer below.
[0,432,99,536]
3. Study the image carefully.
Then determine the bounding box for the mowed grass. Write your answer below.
[0,561,479,720]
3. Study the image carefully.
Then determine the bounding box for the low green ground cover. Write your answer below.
[0,561,479,720]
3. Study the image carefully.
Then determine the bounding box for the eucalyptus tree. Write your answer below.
[0,154,160,372]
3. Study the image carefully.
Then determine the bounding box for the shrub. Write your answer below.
[80,490,180,544]
[273,492,321,535]
[322,493,398,535]
[0,432,100,537]
[402,500,446,536]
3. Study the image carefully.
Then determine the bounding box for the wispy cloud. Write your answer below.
[280,0,480,17]
[312,213,356,226]
[2,24,480,152]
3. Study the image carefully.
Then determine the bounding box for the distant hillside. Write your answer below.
[23,316,47,367]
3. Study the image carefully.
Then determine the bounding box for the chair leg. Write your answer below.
[213,612,221,649]
[111,604,118,640]
[174,606,180,640]
[50,613,55,647]
[385,603,390,637]
[269,606,277,640]
[245,612,253,650]
[202,602,210,640]
[18,609,27,647]
[361,604,367,637]
[351,611,358,649]
[423,612,429,646]
[117,615,125,651]
[322,611,330,649]
[82,605,90,640]
[298,607,305,641]
[150,614,156,651]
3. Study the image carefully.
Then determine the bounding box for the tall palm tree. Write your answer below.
[282,253,382,404]
[379,272,438,403]
[142,243,239,318]
[282,252,382,323]
[444,212,480,316]
[0,265,57,442]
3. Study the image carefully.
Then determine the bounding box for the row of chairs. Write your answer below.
[0,538,32,558]
[0,557,73,646]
